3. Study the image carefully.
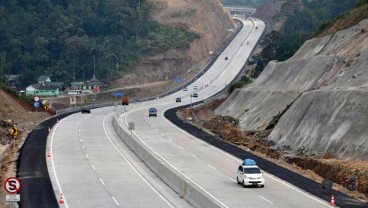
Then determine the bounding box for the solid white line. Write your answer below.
[91,164,96,171]
[190,153,198,158]
[99,178,105,186]
[208,164,216,170]
[123,117,229,208]
[103,114,175,208]
[51,117,72,208]
[259,195,274,205]
[163,108,332,207]
[111,196,119,206]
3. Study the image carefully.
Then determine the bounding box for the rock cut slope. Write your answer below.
[215,19,368,160]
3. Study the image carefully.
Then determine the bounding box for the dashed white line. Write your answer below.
[91,164,96,171]
[230,178,236,182]
[86,154,89,159]
[190,153,198,158]
[111,196,119,206]
[80,139,82,142]
[259,195,274,204]
[82,145,85,150]
[177,145,184,150]
[208,164,216,170]
[99,178,105,186]
[168,139,173,143]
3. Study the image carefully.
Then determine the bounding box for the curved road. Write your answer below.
[43,17,365,208]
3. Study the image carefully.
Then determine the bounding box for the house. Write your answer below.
[25,75,64,96]
[37,75,51,85]
[26,84,60,96]
[66,75,108,95]
[4,75,20,86]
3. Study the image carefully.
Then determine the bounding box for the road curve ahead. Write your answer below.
[119,18,336,208]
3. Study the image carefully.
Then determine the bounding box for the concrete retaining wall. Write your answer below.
[112,111,223,208]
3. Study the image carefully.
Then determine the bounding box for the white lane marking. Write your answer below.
[163,111,332,207]
[208,164,216,170]
[111,196,120,206]
[80,139,82,142]
[168,139,173,143]
[86,154,89,159]
[99,178,105,186]
[123,115,229,208]
[103,114,175,208]
[190,153,198,158]
[51,117,72,208]
[259,195,274,205]
[91,164,96,171]
[177,145,184,150]
[82,145,85,150]
[230,178,236,183]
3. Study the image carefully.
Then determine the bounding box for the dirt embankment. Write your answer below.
[113,0,235,87]
[178,99,368,203]
[0,90,50,207]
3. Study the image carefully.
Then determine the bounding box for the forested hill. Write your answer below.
[0,0,198,86]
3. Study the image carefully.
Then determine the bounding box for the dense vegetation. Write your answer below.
[228,75,251,93]
[253,0,359,77]
[221,0,272,8]
[0,0,198,86]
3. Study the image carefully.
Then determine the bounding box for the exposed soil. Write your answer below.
[0,90,50,208]
[178,98,368,203]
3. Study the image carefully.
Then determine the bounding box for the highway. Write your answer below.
[46,18,339,208]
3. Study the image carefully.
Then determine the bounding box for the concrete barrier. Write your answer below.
[112,111,224,208]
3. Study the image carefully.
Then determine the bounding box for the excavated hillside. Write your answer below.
[215,19,368,160]
[113,0,235,86]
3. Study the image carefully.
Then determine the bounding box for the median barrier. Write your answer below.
[113,111,223,208]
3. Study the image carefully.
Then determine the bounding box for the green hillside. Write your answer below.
[0,0,198,86]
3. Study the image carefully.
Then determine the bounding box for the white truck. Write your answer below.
[236,159,265,188]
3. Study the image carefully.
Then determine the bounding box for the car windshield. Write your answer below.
[149,108,156,112]
[244,167,261,174]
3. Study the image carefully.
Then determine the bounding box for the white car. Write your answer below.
[237,164,265,188]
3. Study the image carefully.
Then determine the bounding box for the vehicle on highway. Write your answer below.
[122,96,129,105]
[193,85,198,90]
[183,87,187,91]
[236,159,265,188]
[148,107,157,117]
[246,42,249,45]
[81,107,91,114]
[225,56,228,60]
[256,26,258,29]
[176,97,181,102]
[192,93,198,98]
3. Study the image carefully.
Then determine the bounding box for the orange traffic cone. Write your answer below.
[330,195,336,206]
[59,193,65,204]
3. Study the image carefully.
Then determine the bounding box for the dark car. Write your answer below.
[81,107,91,114]
[192,93,198,98]
[176,97,181,102]
[225,56,228,60]
[148,107,157,117]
